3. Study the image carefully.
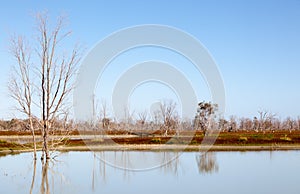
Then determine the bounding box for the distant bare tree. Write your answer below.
[258,110,276,131]
[8,36,37,159]
[271,118,280,131]
[297,117,300,130]
[159,100,178,136]
[239,117,246,131]
[218,118,228,132]
[152,110,161,126]
[229,116,237,132]
[282,117,295,132]
[122,105,135,131]
[180,118,193,131]
[99,100,110,130]
[243,118,253,131]
[137,110,148,130]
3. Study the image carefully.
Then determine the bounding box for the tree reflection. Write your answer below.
[92,152,108,191]
[29,160,36,194]
[160,152,180,176]
[90,151,182,189]
[196,152,219,174]
[40,159,50,194]
[29,155,70,194]
[26,151,218,193]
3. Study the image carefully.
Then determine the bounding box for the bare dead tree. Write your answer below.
[239,117,246,131]
[243,118,253,131]
[100,99,110,130]
[272,118,281,131]
[137,110,148,130]
[8,36,37,159]
[35,13,80,160]
[297,116,300,130]
[179,118,193,131]
[123,104,135,131]
[229,116,237,132]
[159,100,177,136]
[282,117,295,132]
[218,118,228,132]
[152,110,161,128]
[10,13,80,160]
[258,110,276,131]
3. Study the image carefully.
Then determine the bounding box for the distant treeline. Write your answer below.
[1,111,299,132]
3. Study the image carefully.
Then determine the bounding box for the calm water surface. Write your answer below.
[0,151,299,194]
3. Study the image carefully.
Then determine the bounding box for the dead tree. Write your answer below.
[283,117,295,132]
[258,110,276,131]
[37,13,80,160]
[8,36,37,159]
[297,117,300,130]
[100,100,110,130]
[229,116,237,132]
[218,118,228,132]
[137,110,148,130]
[10,13,80,160]
[123,105,135,131]
[159,100,177,136]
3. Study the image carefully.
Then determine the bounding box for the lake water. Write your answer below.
[0,150,300,194]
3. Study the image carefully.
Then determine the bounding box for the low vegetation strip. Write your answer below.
[1,130,300,154]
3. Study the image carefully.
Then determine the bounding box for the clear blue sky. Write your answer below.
[0,0,300,119]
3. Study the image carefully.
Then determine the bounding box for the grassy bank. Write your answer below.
[1,130,300,154]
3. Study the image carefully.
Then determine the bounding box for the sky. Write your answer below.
[0,0,300,120]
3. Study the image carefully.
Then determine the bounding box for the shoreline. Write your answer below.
[2,144,300,156]
[55,144,300,152]
[2,130,300,155]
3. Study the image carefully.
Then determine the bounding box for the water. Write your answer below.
[0,151,300,194]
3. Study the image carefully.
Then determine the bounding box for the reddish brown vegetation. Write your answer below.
[29,130,300,146]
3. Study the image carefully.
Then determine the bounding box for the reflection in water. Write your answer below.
[26,151,218,194]
[196,152,219,174]
[29,160,36,194]
[1,151,300,194]
[92,153,96,191]
[40,160,50,194]
[92,152,108,191]
[28,159,53,194]
[90,151,184,189]
[160,152,180,176]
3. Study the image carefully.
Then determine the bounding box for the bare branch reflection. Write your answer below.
[92,152,108,191]
[196,152,219,174]
[26,151,218,193]
[160,152,180,176]
[90,151,182,189]
[29,160,36,194]
[40,160,50,194]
